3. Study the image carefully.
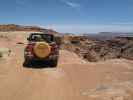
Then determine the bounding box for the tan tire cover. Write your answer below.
[33,42,51,58]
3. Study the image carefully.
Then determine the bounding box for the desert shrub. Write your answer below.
[0,48,11,58]
[0,52,3,58]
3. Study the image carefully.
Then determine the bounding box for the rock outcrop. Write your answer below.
[62,35,133,62]
[0,24,58,34]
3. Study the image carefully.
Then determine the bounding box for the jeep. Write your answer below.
[24,33,59,67]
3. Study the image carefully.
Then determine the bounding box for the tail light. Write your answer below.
[50,43,58,53]
[26,43,35,54]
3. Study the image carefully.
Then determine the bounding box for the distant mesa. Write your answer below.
[82,32,133,40]
[0,24,58,34]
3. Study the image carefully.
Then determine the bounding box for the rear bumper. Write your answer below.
[24,54,58,61]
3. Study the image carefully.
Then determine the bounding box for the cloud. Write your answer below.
[65,1,80,8]
[45,24,133,33]
[61,0,80,8]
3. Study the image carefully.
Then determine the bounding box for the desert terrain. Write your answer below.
[0,30,133,100]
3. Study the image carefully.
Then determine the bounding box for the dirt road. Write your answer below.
[0,32,133,100]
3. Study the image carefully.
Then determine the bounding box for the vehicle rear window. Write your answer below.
[29,34,54,43]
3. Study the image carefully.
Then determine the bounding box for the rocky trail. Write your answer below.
[0,46,133,100]
[0,32,133,100]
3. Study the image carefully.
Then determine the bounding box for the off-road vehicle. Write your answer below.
[24,33,59,67]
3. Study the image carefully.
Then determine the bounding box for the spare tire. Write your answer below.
[33,42,51,58]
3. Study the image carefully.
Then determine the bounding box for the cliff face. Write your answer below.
[62,35,133,62]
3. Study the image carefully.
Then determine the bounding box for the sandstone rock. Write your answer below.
[62,36,133,62]
[81,81,133,100]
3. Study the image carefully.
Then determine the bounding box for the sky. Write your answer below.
[0,0,133,33]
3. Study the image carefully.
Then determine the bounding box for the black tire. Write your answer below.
[50,59,58,67]
[23,58,31,67]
